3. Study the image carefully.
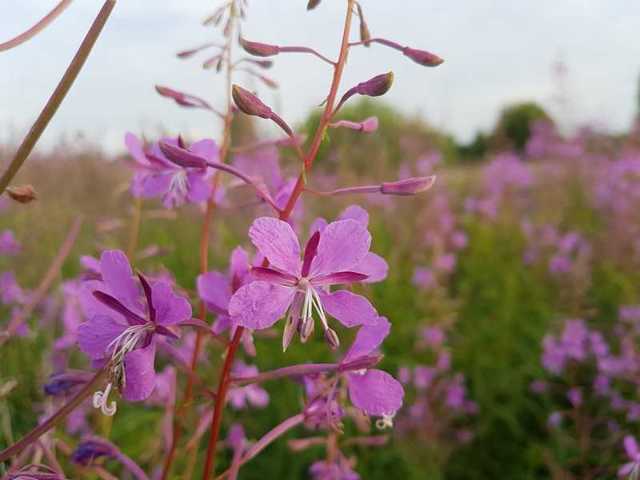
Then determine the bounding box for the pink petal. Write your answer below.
[352,252,388,283]
[125,132,149,166]
[122,342,157,401]
[251,267,298,286]
[230,247,250,284]
[197,271,231,314]
[77,314,127,359]
[343,317,390,363]
[189,139,220,162]
[319,290,378,327]
[248,217,301,276]
[311,271,368,286]
[229,281,295,330]
[309,217,328,235]
[347,369,404,416]
[619,462,635,477]
[310,219,371,277]
[625,435,640,458]
[151,281,192,326]
[247,385,270,407]
[186,172,213,203]
[99,250,141,311]
[339,205,369,226]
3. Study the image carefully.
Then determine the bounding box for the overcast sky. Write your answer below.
[2,1,640,153]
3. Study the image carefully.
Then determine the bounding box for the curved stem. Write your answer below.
[278,46,335,65]
[0,0,73,52]
[0,368,106,462]
[214,414,305,480]
[0,0,116,195]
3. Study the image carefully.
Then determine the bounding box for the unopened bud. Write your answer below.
[307,0,321,10]
[232,85,273,119]
[44,371,91,396]
[324,328,340,350]
[7,184,36,203]
[381,176,436,196]
[240,37,280,57]
[71,438,115,466]
[402,47,444,67]
[330,117,378,133]
[334,72,394,113]
[232,85,293,135]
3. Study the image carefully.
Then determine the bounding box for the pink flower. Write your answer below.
[229,215,383,350]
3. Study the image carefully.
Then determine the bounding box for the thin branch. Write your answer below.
[0,0,73,52]
[0,0,117,194]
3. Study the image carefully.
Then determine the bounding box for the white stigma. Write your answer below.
[92,323,152,417]
[375,412,395,430]
[93,382,117,416]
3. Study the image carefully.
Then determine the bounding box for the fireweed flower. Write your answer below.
[229,215,382,350]
[310,454,360,480]
[619,435,640,479]
[77,250,191,415]
[340,317,404,428]
[198,246,256,355]
[0,229,21,255]
[125,133,217,208]
[227,361,269,410]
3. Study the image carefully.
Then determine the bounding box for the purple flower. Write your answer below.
[229,215,383,350]
[0,271,26,305]
[228,361,270,410]
[198,247,255,355]
[567,387,583,408]
[619,435,640,478]
[0,229,20,256]
[310,455,360,480]
[77,250,191,413]
[341,317,404,425]
[125,133,216,208]
[412,267,436,290]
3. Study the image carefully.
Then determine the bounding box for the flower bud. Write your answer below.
[71,438,115,466]
[334,72,394,113]
[232,85,293,135]
[232,85,273,119]
[324,328,340,350]
[239,37,280,57]
[330,117,378,133]
[44,371,91,396]
[7,184,36,203]
[307,0,321,10]
[381,176,436,196]
[402,47,444,67]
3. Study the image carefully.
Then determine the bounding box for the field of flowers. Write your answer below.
[2,1,640,479]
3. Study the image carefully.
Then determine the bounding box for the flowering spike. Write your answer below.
[334,72,394,114]
[239,37,280,57]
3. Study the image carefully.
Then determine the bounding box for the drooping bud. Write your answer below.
[381,176,436,196]
[159,141,208,169]
[232,85,293,136]
[44,371,91,396]
[7,184,36,203]
[239,37,280,57]
[324,328,340,350]
[176,42,218,59]
[402,47,444,67]
[307,0,321,10]
[334,72,394,114]
[155,85,219,116]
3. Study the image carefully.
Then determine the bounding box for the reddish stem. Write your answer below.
[200,1,356,477]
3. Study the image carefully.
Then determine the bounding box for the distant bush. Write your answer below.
[493,102,552,153]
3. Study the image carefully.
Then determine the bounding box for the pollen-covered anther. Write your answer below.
[375,412,396,430]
